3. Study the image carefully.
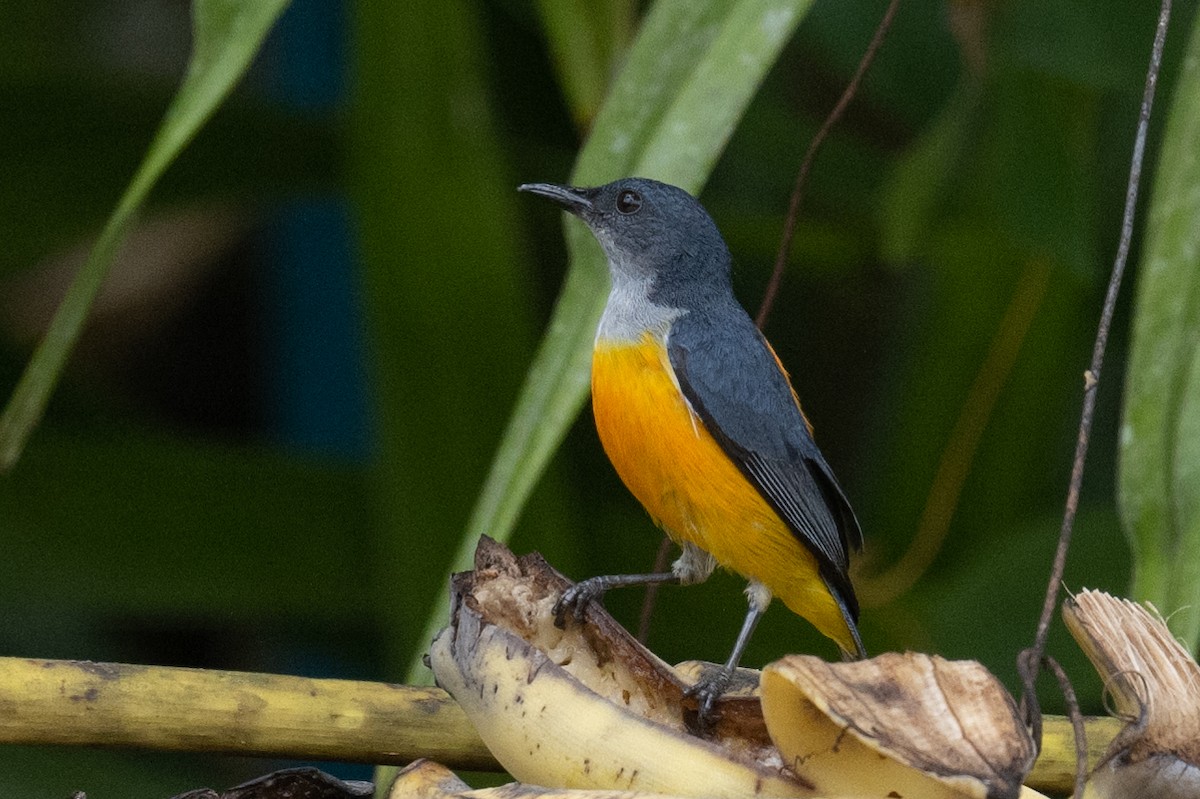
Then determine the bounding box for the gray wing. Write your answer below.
[667,308,861,618]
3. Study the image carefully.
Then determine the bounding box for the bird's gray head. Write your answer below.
[519,177,732,304]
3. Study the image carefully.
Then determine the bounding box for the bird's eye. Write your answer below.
[616,189,642,214]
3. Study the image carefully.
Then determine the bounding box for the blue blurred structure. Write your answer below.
[264,0,371,462]
[263,0,372,780]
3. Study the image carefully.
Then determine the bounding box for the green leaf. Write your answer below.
[533,0,635,127]
[0,0,290,471]
[351,0,550,685]
[403,0,814,681]
[574,0,813,186]
[1119,8,1200,650]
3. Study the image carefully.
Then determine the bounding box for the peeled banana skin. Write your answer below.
[426,537,1049,799]
[428,537,814,798]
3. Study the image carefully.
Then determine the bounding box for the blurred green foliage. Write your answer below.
[0,0,289,467]
[0,0,1197,797]
[1120,6,1200,650]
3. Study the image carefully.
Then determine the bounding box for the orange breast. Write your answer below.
[591,334,854,651]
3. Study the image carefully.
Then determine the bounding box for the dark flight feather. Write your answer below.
[666,306,862,619]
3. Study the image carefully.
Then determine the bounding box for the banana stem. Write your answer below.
[0,656,1117,793]
[0,656,492,770]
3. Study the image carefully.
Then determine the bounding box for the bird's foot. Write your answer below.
[552,577,609,628]
[684,666,734,733]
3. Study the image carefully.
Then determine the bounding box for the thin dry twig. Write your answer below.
[1044,654,1090,799]
[637,536,674,643]
[1018,0,1173,753]
[755,0,902,329]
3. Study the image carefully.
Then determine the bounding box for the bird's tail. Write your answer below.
[828,581,867,660]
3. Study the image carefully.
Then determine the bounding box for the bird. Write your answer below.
[518,177,865,724]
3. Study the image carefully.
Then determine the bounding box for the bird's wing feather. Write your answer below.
[666,308,861,616]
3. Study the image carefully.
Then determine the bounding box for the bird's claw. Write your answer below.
[553,579,607,628]
[684,667,733,733]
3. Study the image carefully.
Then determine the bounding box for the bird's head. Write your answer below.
[519,177,732,300]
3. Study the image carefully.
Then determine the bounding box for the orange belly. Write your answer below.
[591,334,854,651]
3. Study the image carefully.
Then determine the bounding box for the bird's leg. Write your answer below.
[686,580,770,729]
[554,541,715,627]
[553,572,679,627]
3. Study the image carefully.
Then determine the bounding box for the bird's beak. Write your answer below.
[518,183,593,217]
